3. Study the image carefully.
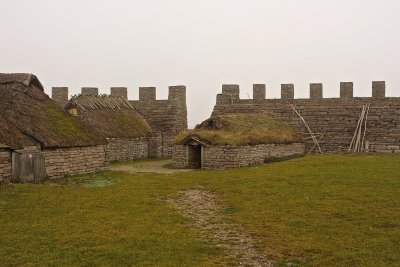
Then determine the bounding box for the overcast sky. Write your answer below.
[1,0,399,127]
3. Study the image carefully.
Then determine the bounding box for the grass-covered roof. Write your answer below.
[0,73,107,149]
[175,113,304,146]
[67,95,151,139]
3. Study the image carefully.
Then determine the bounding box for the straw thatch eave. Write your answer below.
[0,73,107,149]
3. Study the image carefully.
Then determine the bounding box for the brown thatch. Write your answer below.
[175,113,304,146]
[0,73,107,149]
[0,117,37,149]
[66,95,151,139]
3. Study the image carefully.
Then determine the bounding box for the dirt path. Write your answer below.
[107,159,193,174]
[168,189,273,267]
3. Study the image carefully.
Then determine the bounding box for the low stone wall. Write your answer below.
[0,148,12,182]
[173,143,305,169]
[172,145,189,168]
[44,145,107,179]
[106,138,148,162]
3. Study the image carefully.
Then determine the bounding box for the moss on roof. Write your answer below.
[175,113,304,146]
[0,73,107,149]
[66,95,151,139]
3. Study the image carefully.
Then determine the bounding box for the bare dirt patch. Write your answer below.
[107,159,193,174]
[168,189,273,267]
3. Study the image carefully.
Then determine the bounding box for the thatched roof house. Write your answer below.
[0,73,106,149]
[65,95,151,139]
[173,113,305,169]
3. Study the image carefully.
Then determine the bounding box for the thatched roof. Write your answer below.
[175,113,304,146]
[66,95,151,139]
[0,73,44,90]
[0,118,37,149]
[0,73,107,149]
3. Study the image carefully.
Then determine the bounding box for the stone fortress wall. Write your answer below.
[212,82,400,153]
[51,86,188,157]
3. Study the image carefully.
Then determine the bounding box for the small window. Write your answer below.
[68,108,78,116]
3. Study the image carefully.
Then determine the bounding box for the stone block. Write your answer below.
[81,87,98,96]
[310,83,323,99]
[110,87,128,99]
[222,85,240,99]
[253,84,266,101]
[52,87,69,106]
[281,84,294,99]
[139,87,156,101]
[372,81,385,98]
[340,82,353,99]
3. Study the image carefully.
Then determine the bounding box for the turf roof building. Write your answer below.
[0,73,108,181]
[172,113,305,169]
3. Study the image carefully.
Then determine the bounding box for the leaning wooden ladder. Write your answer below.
[348,104,371,152]
[288,103,322,154]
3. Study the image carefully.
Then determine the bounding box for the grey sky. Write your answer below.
[1,0,399,127]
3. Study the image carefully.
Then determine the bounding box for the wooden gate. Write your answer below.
[12,148,45,183]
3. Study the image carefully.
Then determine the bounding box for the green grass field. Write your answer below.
[1,155,399,266]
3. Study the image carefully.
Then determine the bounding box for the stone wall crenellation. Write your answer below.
[213,82,399,154]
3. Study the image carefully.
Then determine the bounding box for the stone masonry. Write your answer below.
[52,87,69,106]
[44,145,107,179]
[212,82,400,153]
[173,143,305,169]
[0,147,12,181]
[106,138,148,162]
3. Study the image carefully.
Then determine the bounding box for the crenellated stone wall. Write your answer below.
[129,86,188,157]
[172,143,305,169]
[0,146,12,182]
[44,145,107,179]
[212,82,400,153]
[106,138,148,162]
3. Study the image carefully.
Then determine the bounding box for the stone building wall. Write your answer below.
[44,145,107,179]
[172,143,305,169]
[129,86,188,157]
[106,138,148,162]
[0,148,12,182]
[212,82,400,153]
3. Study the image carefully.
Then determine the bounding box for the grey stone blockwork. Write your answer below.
[281,84,294,99]
[372,81,385,98]
[0,148,12,181]
[44,145,107,179]
[106,138,148,162]
[111,87,128,99]
[172,143,305,169]
[81,87,99,96]
[253,84,266,101]
[52,87,69,106]
[340,82,353,99]
[310,83,323,99]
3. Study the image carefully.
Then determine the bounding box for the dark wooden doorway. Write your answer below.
[188,145,202,169]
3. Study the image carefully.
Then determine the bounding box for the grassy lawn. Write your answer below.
[1,155,399,266]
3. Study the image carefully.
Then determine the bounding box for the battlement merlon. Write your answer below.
[281,84,295,99]
[81,87,98,96]
[372,81,386,98]
[52,87,68,106]
[168,85,186,105]
[217,81,388,101]
[253,84,266,101]
[111,87,128,99]
[139,87,156,101]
